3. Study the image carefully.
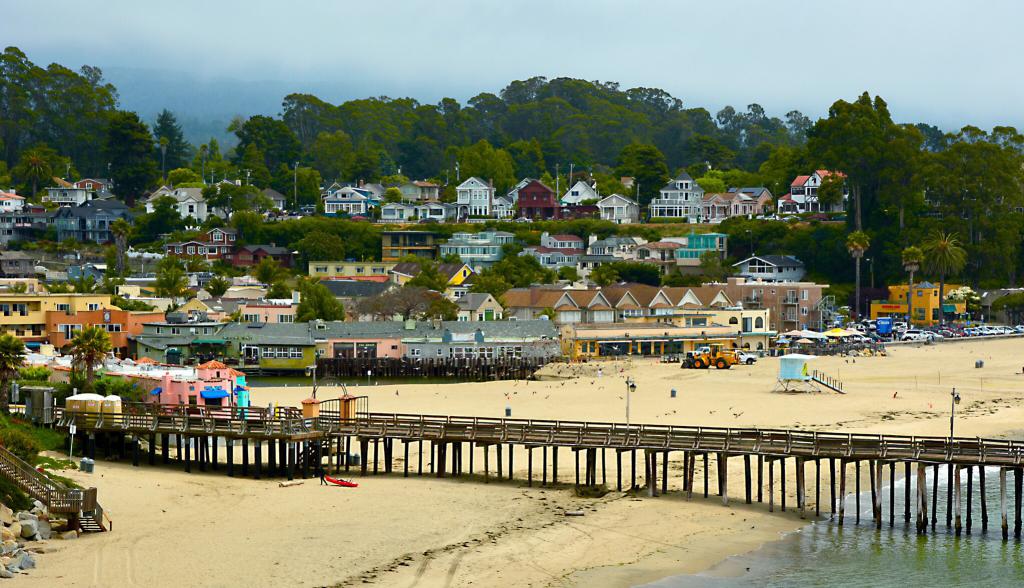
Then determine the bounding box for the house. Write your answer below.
[323,186,376,216]
[728,187,773,214]
[415,202,460,223]
[398,181,441,203]
[238,299,298,324]
[0,192,25,212]
[871,282,967,326]
[0,209,48,246]
[733,255,806,282]
[649,172,704,222]
[491,195,515,220]
[45,306,164,356]
[218,322,318,371]
[321,279,398,316]
[177,296,243,322]
[67,263,106,283]
[560,180,600,206]
[455,177,495,218]
[43,186,94,206]
[262,188,288,211]
[390,262,475,299]
[379,202,418,223]
[0,292,114,349]
[165,227,237,260]
[72,178,114,196]
[672,232,727,274]
[586,235,646,258]
[438,231,514,271]
[308,261,394,279]
[401,320,560,361]
[715,276,830,332]
[505,178,532,205]
[522,231,585,269]
[541,232,584,251]
[0,251,34,278]
[381,231,438,261]
[232,244,295,268]
[636,241,684,274]
[597,193,640,224]
[145,186,208,222]
[456,293,504,321]
[517,180,561,220]
[779,170,847,214]
[51,200,132,243]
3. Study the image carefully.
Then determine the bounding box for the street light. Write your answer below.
[625,377,637,426]
[305,363,318,400]
[949,388,961,440]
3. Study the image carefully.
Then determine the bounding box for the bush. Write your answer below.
[0,477,32,511]
[0,427,41,463]
[17,366,51,383]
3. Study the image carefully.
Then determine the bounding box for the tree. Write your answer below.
[469,274,512,300]
[817,173,846,209]
[698,251,730,282]
[846,231,870,320]
[295,279,345,321]
[355,286,438,320]
[901,245,923,324]
[311,130,355,181]
[606,261,660,286]
[382,187,404,203]
[11,147,52,198]
[992,292,1024,325]
[590,264,620,286]
[70,274,96,293]
[425,295,459,321]
[616,143,669,206]
[167,167,201,186]
[251,257,288,285]
[152,109,192,172]
[154,256,188,298]
[133,195,184,243]
[104,111,159,204]
[267,281,292,299]
[231,114,301,174]
[922,231,967,325]
[295,230,346,270]
[206,275,230,297]
[406,260,449,292]
[110,218,131,275]
[458,140,516,192]
[0,334,25,414]
[68,326,112,393]
[557,266,579,282]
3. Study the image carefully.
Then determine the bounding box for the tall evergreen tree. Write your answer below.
[152,109,192,173]
[104,111,158,204]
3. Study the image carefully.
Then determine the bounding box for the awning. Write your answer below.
[200,388,229,399]
[24,342,41,348]
[193,338,227,345]
[150,387,162,395]
[233,386,247,393]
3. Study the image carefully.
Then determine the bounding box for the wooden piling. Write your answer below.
[403,441,410,477]
[946,463,954,528]
[661,451,668,495]
[552,446,558,485]
[815,459,821,517]
[854,462,860,523]
[184,436,191,474]
[874,461,883,529]
[615,449,621,491]
[242,437,249,477]
[1000,468,1008,540]
[917,462,927,534]
[148,434,155,466]
[528,446,533,487]
[543,446,548,487]
[830,458,837,517]
[931,463,939,530]
[981,465,989,531]
[796,457,805,519]
[497,444,503,479]
[967,465,973,534]
[254,440,262,480]
[744,455,752,504]
[769,458,775,513]
[1014,468,1022,539]
[132,435,140,467]
[703,452,708,498]
[954,465,962,536]
[757,455,763,503]
[889,462,895,527]
[904,462,911,524]
[838,460,846,526]
[781,457,787,512]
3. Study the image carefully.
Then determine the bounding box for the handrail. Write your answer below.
[0,445,87,514]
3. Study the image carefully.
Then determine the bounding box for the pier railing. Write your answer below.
[0,445,86,514]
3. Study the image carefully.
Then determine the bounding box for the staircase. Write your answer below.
[0,445,108,532]
[811,370,845,394]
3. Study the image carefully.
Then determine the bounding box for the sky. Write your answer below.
[3,0,1022,130]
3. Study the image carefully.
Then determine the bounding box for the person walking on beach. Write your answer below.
[317,462,327,486]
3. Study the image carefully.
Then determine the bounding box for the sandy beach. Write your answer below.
[21,337,1024,587]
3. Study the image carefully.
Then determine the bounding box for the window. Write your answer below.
[243,314,261,323]
[801,307,809,316]
[88,303,101,311]
[755,317,764,329]
[801,290,808,301]
[410,348,422,357]
[56,303,71,312]
[315,266,328,273]
[279,315,294,323]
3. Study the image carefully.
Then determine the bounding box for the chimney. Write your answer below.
[359,179,365,188]
[588,234,598,246]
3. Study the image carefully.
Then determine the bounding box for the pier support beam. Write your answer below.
[838,460,846,526]
[796,457,805,519]
[227,438,234,477]
[916,462,927,534]
[967,465,973,534]
[981,466,989,531]
[1014,468,1022,539]
[744,455,752,505]
[1001,468,1009,540]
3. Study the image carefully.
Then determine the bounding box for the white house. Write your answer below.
[560,180,600,205]
[778,170,846,214]
[524,232,585,270]
[505,178,532,205]
[44,186,93,206]
[456,177,495,218]
[262,188,288,211]
[0,192,25,212]
[145,186,209,222]
[380,202,418,223]
[492,195,514,219]
[416,202,459,223]
[649,173,704,222]
[733,255,806,282]
[398,181,440,203]
[597,193,639,224]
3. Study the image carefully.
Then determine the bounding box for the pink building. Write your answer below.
[109,359,248,407]
[239,302,297,324]
[324,335,405,359]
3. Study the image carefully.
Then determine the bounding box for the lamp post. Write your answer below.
[293,161,299,210]
[746,229,753,256]
[305,363,318,400]
[949,388,961,440]
[625,377,637,426]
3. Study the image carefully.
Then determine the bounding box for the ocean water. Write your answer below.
[649,467,1024,587]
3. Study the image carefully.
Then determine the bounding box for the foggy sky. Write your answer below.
[3,0,1022,129]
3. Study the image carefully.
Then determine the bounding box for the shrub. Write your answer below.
[0,427,41,463]
[0,477,32,511]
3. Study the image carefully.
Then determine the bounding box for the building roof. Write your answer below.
[0,251,33,261]
[549,234,583,242]
[456,292,499,310]
[321,279,394,298]
[239,244,292,255]
[640,241,684,250]
[790,175,811,187]
[734,255,804,268]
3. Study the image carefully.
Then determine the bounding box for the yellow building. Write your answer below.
[563,323,743,359]
[308,261,395,278]
[0,292,113,347]
[870,282,966,326]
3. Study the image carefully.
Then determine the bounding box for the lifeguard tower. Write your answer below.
[773,354,845,393]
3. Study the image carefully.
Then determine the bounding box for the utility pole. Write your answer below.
[568,163,574,189]
[555,163,560,196]
[455,161,460,182]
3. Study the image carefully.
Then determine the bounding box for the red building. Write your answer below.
[517,180,561,220]
[232,244,295,268]
[165,228,237,261]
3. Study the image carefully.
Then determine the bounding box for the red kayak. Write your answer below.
[325,475,358,488]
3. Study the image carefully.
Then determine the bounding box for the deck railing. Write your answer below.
[0,445,86,514]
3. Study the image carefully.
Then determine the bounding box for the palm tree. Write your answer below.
[846,231,870,320]
[68,326,113,393]
[0,334,26,414]
[15,151,51,198]
[901,246,924,325]
[923,231,968,325]
[110,218,132,275]
[70,274,96,293]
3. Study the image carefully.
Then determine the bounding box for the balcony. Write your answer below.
[782,296,799,304]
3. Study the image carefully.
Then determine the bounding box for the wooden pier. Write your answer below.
[53,403,1024,540]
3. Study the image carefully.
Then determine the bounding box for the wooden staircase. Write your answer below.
[811,370,845,394]
[0,445,108,532]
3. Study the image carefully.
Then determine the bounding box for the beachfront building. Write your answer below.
[778,170,847,214]
[438,231,514,271]
[308,261,395,279]
[455,177,496,218]
[597,194,640,224]
[402,320,559,360]
[45,306,164,356]
[381,231,438,261]
[870,282,966,326]
[649,173,704,222]
[564,322,744,360]
[733,255,806,282]
[0,292,115,350]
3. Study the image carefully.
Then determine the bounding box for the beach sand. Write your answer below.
[21,337,1024,587]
